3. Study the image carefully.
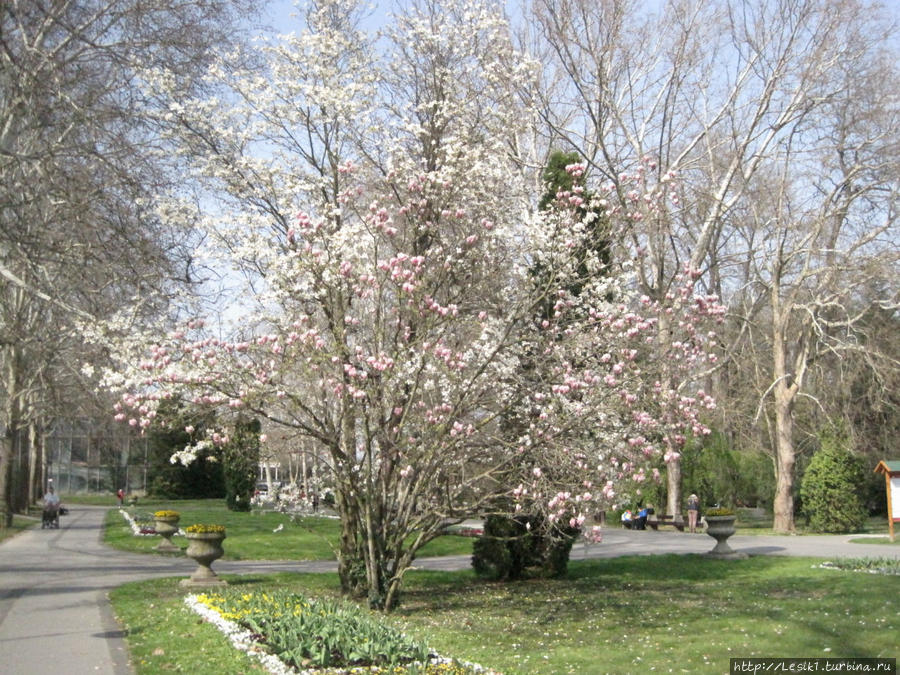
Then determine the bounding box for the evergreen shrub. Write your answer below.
[472,509,578,580]
[223,417,260,512]
[800,423,867,533]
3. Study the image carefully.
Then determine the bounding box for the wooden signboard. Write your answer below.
[873,460,900,542]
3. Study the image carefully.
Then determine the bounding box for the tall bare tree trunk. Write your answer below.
[656,311,684,520]
[0,434,13,527]
[772,386,796,533]
[301,449,308,498]
[1,354,22,526]
[41,429,49,499]
[27,419,38,507]
[770,305,803,534]
[666,456,683,521]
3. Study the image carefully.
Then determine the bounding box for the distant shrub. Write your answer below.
[223,417,260,512]
[800,423,866,534]
[472,509,577,581]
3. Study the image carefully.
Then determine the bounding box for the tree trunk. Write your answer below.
[363,507,387,610]
[0,353,22,526]
[772,387,796,533]
[0,431,13,527]
[383,548,415,612]
[771,300,801,534]
[658,311,683,519]
[41,429,49,499]
[666,455,682,520]
[335,484,367,598]
[301,450,308,500]
[27,420,38,507]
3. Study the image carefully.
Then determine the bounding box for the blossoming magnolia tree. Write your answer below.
[96,0,723,610]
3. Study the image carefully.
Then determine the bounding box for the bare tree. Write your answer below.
[525,0,899,527]
[724,28,898,529]
[0,0,256,522]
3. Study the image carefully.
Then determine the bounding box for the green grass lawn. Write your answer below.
[732,510,891,537]
[109,554,897,675]
[847,536,900,546]
[103,499,474,561]
[0,514,39,543]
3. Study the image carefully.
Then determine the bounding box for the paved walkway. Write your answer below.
[0,506,896,674]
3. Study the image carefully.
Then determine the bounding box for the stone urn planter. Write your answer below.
[153,512,180,552]
[181,527,227,587]
[704,513,747,560]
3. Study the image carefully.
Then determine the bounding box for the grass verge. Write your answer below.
[0,514,39,543]
[110,576,269,674]
[732,512,891,536]
[847,537,899,546]
[103,499,474,561]
[110,554,897,675]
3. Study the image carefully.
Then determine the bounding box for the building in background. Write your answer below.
[39,419,150,496]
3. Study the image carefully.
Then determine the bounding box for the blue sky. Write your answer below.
[258,0,526,36]
[260,0,392,34]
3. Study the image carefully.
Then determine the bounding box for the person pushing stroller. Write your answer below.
[42,486,61,529]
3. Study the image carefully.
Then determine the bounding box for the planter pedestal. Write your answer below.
[703,516,748,560]
[181,532,227,587]
[153,517,180,552]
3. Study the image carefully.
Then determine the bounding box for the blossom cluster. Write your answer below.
[103,165,723,534]
[94,0,725,599]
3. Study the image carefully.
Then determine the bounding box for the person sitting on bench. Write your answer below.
[634,505,649,530]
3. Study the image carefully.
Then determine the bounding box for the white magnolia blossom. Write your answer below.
[94,0,723,610]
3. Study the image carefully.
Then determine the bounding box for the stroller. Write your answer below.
[42,502,61,529]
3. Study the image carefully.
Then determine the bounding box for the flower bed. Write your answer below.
[186,523,226,534]
[119,509,157,536]
[186,591,501,674]
[818,558,900,575]
[440,524,484,538]
[454,528,484,538]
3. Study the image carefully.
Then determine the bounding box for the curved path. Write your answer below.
[0,506,896,674]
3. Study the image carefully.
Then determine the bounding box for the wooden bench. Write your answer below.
[647,514,686,532]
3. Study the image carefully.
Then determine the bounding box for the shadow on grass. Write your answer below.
[224,575,269,586]
[392,553,825,620]
[566,552,787,582]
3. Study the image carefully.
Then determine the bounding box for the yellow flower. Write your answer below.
[185,523,226,534]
